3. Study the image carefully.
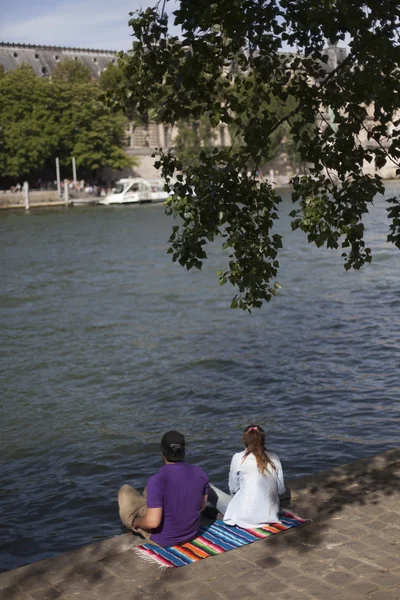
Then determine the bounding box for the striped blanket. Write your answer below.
[135,511,310,568]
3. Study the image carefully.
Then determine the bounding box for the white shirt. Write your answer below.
[223,450,285,528]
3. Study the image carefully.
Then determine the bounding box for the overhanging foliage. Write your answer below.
[110,0,400,309]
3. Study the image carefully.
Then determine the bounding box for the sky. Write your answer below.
[0,0,346,53]
[0,0,176,51]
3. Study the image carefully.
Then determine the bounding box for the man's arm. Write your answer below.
[200,494,208,512]
[133,507,163,531]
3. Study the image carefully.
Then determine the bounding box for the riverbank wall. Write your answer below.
[0,191,62,209]
[0,448,399,600]
[2,178,400,211]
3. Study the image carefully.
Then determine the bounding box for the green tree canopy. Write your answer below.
[52,58,92,83]
[99,62,126,91]
[0,65,134,182]
[110,0,400,309]
[0,66,58,178]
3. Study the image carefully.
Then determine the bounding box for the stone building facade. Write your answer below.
[0,42,116,78]
[1,42,398,180]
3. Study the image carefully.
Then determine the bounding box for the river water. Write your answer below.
[1,186,399,571]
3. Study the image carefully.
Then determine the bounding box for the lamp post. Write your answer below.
[56,157,61,197]
[72,156,77,186]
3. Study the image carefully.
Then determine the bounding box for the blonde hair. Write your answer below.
[242,424,276,475]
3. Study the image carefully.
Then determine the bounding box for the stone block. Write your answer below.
[186,588,223,600]
[205,574,236,592]
[0,571,20,591]
[341,540,372,554]
[346,580,379,595]
[312,547,339,561]
[216,584,256,599]
[352,564,384,578]
[28,587,64,600]
[321,533,349,546]
[366,591,400,600]
[54,572,104,595]
[229,558,255,575]
[323,570,357,586]
[0,586,32,600]
[14,576,54,595]
[307,581,339,598]
[101,592,149,600]
[368,573,400,589]
[255,576,287,594]
[45,559,102,585]
[237,545,280,566]
[333,556,362,570]
[297,560,330,574]
[255,557,291,570]
[293,576,323,591]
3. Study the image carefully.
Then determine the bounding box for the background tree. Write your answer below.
[228,88,313,168]
[52,58,92,84]
[0,65,134,183]
[0,66,57,179]
[174,116,216,169]
[99,63,126,91]
[109,0,400,309]
[49,76,134,178]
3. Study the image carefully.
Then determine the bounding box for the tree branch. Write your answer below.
[265,50,356,138]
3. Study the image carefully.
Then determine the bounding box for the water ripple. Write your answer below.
[0,192,399,571]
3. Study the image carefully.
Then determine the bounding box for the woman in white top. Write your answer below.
[208,424,286,528]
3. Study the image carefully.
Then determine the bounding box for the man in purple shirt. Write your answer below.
[118,430,209,546]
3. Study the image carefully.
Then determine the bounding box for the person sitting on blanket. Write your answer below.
[208,424,289,528]
[118,430,209,547]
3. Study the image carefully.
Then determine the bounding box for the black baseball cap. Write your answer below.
[160,430,185,462]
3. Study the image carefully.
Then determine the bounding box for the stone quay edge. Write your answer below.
[0,448,399,600]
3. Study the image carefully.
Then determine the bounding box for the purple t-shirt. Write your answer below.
[146,462,209,547]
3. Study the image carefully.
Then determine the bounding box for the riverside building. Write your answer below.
[0,42,397,180]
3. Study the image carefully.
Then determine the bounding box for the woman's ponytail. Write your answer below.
[242,425,276,475]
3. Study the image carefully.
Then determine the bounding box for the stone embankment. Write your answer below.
[0,448,399,600]
[0,191,64,209]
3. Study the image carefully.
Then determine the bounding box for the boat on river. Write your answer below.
[99,177,170,205]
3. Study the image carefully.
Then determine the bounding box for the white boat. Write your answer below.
[146,179,171,203]
[99,177,170,205]
[70,197,100,206]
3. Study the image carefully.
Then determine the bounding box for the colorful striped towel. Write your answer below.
[135,511,310,568]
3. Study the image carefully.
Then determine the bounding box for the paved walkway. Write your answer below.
[0,449,399,600]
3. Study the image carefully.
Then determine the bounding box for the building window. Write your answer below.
[34,53,40,59]
[93,57,97,63]
[41,67,47,75]
[55,55,59,61]
[13,52,18,58]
